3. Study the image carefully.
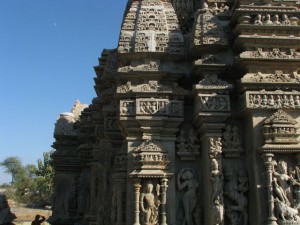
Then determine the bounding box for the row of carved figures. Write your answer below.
[253,14,296,25]
[249,94,300,109]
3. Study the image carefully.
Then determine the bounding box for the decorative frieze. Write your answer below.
[241,71,300,84]
[240,48,300,60]
[242,90,300,110]
[117,81,186,95]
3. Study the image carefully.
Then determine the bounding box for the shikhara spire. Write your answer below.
[49,0,300,225]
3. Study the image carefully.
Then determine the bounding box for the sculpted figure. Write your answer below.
[140,182,161,225]
[222,125,233,147]
[177,129,187,152]
[224,169,248,225]
[282,14,291,25]
[222,125,241,149]
[187,129,199,151]
[177,168,199,225]
[254,14,263,25]
[209,138,222,158]
[273,15,282,25]
[211,197,224,225]
[211,159,223,203]
[264,14,273,25]
[273,160,293,206]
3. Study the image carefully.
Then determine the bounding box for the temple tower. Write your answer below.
[50,0,300,225]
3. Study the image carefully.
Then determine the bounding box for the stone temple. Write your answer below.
[49,0,300,225]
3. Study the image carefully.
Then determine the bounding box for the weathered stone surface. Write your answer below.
[49,1,300,225]
[0,195,17,224]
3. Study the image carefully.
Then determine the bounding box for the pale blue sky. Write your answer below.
[0,0,127,183]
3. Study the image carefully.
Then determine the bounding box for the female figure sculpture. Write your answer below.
[273,160,293,206]
[177,168,199,225]
[211,159,223,203]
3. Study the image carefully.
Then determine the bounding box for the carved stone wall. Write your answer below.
[50,1,300,225]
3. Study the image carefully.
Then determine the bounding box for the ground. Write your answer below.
[10,205,52,225]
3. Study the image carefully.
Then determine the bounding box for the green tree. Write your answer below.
[0,157,24,183]
[35,150,54,205]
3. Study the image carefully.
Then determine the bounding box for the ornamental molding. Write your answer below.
[117,80,186,95]
[240,48,300,60]
[118,60,184,73]
[241,71,300,83]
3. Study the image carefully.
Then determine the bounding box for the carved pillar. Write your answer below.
[193,74,232,225]
[262,153,277,225]
[160,178,168,225]
[133,179,142,225]
[198,124,225,225]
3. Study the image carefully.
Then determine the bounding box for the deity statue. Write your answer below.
[211,159,223,203]
[177,129,187,152]
[187,129,199,152]
[222,125,242,149]
[140,182,161,225]
[177,168,199,225]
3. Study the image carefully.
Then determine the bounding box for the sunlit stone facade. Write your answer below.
[49,1,300,225]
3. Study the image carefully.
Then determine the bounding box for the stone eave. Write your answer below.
[234,24,300,37]
[189,44,230,57]
[116,71,185,81]
[238,81,300,92]
[129,170,173,178]
[258,144,300,153]
[234,35,300,49]
[118,52,185,63]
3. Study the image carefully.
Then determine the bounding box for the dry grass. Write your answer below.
[10,207,52,225]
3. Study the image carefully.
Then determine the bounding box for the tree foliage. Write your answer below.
[1,150,54,206]
[0,157,23,183]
